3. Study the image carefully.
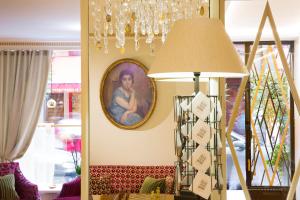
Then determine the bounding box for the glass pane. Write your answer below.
[226,44,247,190]
[250,44,292,187]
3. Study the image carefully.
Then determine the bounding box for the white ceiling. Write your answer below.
[0,0,299,42]
[225,0,300,41]
[0,0,80,41]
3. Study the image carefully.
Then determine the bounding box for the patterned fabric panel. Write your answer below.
[89,165,175,194]
[89,175,111,195]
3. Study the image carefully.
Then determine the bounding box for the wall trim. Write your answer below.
[0,41,80,50]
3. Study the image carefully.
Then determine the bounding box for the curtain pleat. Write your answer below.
[0,50,50,162]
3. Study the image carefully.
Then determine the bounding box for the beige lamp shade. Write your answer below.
[148,18,247,78]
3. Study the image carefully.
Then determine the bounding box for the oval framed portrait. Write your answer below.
[100,58,157,129]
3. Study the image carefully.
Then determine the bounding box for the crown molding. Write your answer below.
[0,40,80,50]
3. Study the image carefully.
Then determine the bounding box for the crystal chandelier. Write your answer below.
[90,0,209,53]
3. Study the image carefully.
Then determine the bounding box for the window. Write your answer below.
[18,50,81,188]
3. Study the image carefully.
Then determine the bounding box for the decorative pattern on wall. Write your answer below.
[89,165,175,194]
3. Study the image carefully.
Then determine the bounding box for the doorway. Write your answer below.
[244,41,295,199]
[226,41,295,200]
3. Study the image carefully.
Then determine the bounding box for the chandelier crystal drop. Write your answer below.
[90,0,209,53]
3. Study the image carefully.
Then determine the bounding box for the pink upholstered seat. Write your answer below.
[0,162,40,200]
[54,176,81,200]
[89,165,175,194]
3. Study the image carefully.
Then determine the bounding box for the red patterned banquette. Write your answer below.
[89,165,176,194]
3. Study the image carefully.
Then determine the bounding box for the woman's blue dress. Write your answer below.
[109,87,142,126]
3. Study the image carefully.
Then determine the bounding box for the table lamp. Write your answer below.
[148,17,250,199]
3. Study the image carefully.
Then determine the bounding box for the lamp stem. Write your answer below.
[193,72,200,94]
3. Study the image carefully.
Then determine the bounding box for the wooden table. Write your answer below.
[92,194,174,200]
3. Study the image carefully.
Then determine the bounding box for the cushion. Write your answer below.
[139,177,166,194]
[165,176,174,194]
[0,174,19,200]
[89,175,111,195]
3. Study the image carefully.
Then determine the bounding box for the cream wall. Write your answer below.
[89,39,196,165]
[294,37,300,200]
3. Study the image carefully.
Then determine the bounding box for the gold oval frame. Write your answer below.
[100,58,157,130]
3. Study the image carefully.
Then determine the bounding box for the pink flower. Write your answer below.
[65,138,81,152]
[65,138,81,174]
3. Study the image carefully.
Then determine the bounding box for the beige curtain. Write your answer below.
[0,50,50,162]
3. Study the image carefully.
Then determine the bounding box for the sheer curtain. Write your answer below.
[18,124,56,186]
[0,50,50,161]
